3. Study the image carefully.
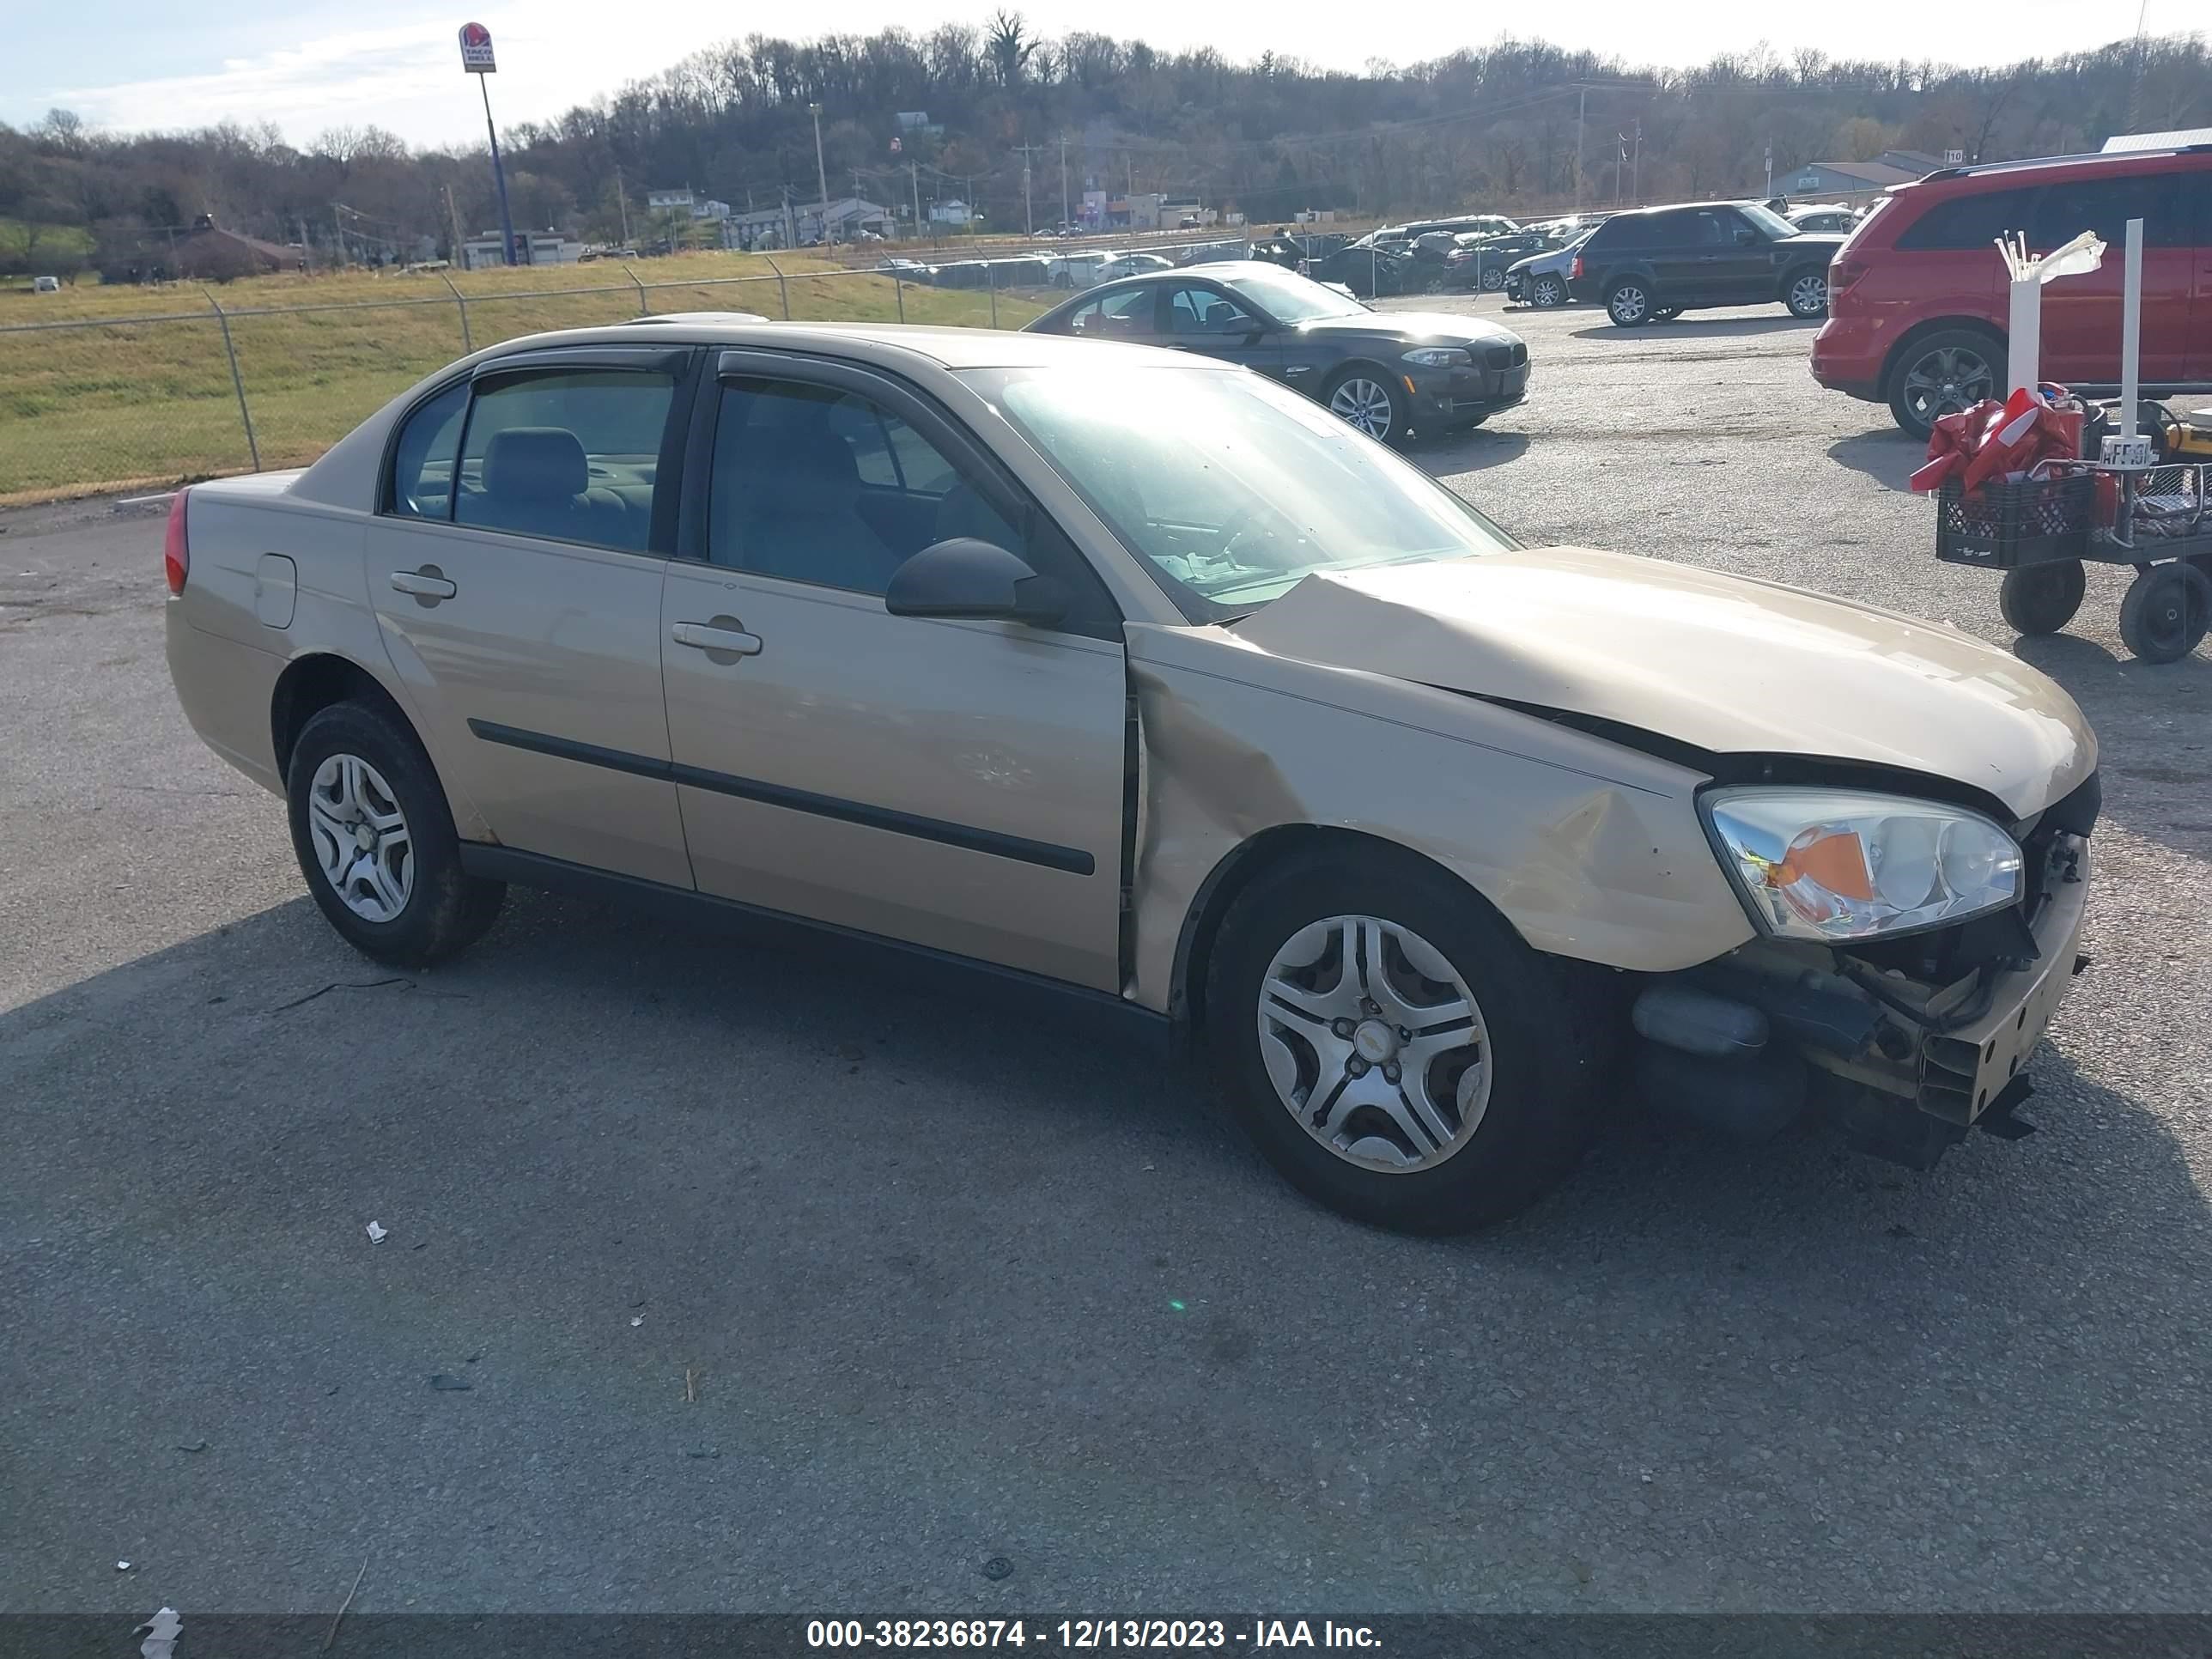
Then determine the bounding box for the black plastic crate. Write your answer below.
[1936,472,2093,568]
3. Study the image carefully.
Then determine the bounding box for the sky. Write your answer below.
[0,0,2178,150]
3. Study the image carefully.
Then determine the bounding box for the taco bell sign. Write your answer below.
[459,21,496,73]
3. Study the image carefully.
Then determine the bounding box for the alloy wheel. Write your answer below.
[307,753,414,923]
[1255,915,1492,1173]
[1788,272,1828,316]
[1902,345,1992,426]
[1328,378,1395,439]
[1609,284,1649,325]
[1531,275,1564,307]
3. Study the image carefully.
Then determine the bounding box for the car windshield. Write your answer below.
[1214,268,1367,323]
[1739,202,1801,239]
[968,364,1516,621]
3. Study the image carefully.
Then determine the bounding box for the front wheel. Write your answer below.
[1204,851,1600,1232]
[1479,265,1506,291]
[1998,561,2086,637]
[1324,369,1405,443]
[2118,562,2212,664]
[285,702,505,966]
[1529,273,1565,308]
[1607,281,1654,326]
[1784,270,1829,318]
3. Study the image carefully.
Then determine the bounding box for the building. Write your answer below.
[173,215,295,280]
[894,112,944,138]
[723,196,892,248]
[1778,150,1948,199]
[691,199,732,222]
[2103,127,2212,152]
[926,198,974,229]
[459,231,582,270]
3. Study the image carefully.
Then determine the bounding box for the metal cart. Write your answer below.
[1936,458,2212,663]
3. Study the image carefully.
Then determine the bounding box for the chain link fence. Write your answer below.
[1,229,1480,505]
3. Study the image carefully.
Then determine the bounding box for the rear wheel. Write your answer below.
[1479,264,1506,291]
[1651,306,1682,323]
[1887,327,2001,440]
[1205,851,1600,1233]
[285,702,505,967]
[1607,281,1654,326]
[1324,368,1406,443]
[2118,562,2212,664]
[1784,269,1829,318]
[1529,273,1565,308]
[1998,561,2086,637]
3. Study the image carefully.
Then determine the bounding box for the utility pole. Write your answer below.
[1573,84,1589,214]
[614,164,632,249]
[809,103,832,245]
[1012,142,1043,235]
[910,161,921,240]
[783,185,798,252]
[1060,133,1070,231]
[331,204,346,268]
[441,186,463,264]
[1764,141,1774,202]
[1631,119,1642,204]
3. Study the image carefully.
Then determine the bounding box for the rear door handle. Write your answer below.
[389,567,457,601]
[672,620,763,656]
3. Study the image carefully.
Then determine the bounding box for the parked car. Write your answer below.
[32,275,62,294]
[161,318,2100,1231]
[1025,260,1529,440]
[1404,215,1519,241]
[1300,244,1416,298]
[1812,143,2212,437]
[1504,231,1595,309]
[1446,230,1561,291]
[1098,252,1176,283]
[1786,204,1860,235]
[989,256,1052,289]
[1047,251,1121,288]
[1568,200,1844,325]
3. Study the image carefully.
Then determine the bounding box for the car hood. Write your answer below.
[1291,312,1519,347]
[1230,548,2094,818]
[1777,232,1848,252]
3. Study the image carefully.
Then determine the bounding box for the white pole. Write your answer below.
[2119,216,2143,441]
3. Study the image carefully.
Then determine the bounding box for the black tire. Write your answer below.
[1479,264,1506,291]
[1886,326,2002,440]
[1322,366,1407,444]
[1528,273,1566,309]
[1651,306,1682,322]
[1998,561,2087,637]
[2117,562,2212,665]
[1421,272,1447,295]
[1783,267,1829,319]
[1203,849,1603,1233]
[285,702,506,967]
[1607,280,1656,327]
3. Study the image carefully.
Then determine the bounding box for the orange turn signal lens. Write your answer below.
[1770,827,1875,902]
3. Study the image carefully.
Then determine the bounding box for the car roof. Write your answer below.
[476,319,1199,372]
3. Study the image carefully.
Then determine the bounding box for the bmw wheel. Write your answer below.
[1324,369,1405,443]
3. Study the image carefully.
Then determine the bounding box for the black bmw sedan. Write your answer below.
[1022,261,1529,442]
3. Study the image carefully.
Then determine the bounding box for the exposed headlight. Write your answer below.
[1702,787,2023,944]
[1401,347,1471,368]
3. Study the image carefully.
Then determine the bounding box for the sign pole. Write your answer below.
[459,24,519,267]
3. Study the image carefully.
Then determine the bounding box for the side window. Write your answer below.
[2031,171,2193,250]
[453,368,676,553]
[386,380,467,519]
[1167,286,1257,335]
[705,377,1120,634]
[708,379,1022,595]
[1689,210,1730,246]
[1599,215,1657,251]
[1895,186,2043,251]
[1066,287,1156,339]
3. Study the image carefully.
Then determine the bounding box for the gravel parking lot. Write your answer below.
[4,297,2209,1617]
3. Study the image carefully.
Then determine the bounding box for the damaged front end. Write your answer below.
[1631,771,2099,1168]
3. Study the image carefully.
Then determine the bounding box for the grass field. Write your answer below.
[0,252,1046,504]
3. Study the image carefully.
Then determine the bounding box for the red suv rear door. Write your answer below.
[2028,167,2197,386]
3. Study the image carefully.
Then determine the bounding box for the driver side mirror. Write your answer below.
[885,538,1067,628]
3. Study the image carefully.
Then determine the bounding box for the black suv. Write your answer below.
[1567,201,1844,326]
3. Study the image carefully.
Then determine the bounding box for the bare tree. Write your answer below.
[986,10,1034,89]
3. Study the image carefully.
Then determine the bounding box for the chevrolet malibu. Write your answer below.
[164,322,2096,1232]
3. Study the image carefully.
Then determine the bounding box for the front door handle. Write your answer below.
[672,618,763,657]
[390,566,456,603]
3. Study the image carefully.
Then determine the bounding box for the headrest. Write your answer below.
[483,427,587,501]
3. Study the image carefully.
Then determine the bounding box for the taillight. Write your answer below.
[1569,255,1583,281]
[162,489,190,596]
[1830,255,1868,294]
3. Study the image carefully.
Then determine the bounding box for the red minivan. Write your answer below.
[1811,145,2212,436]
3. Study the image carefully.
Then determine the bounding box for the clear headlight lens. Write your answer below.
[1401,347,1472,368]
[1703,787,2023,943]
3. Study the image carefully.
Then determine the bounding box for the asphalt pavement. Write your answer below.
[3,299,2209,1617]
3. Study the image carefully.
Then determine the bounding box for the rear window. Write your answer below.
[1589,214,1659,251]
